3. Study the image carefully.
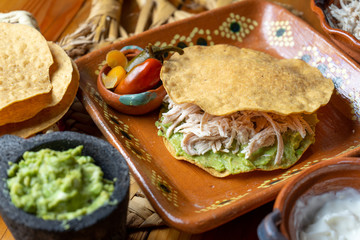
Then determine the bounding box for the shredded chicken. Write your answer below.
[260,112,283,165]
[159,95,312,165]
[329,0,360,40]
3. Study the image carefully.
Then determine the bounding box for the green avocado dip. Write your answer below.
[158,126,315,173]
[156,106,317,175]
[7,145,115,221]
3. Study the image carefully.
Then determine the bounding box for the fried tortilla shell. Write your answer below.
[0,23,53,126]
[160,44,334,116]
[0,61,79,138]
[47,42,74,107]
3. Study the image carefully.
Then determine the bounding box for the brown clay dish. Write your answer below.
[311,0,360,62]
[258,157,360,240]
[97,65,166,115]
[97,49,166,115]
[76,0,360,233]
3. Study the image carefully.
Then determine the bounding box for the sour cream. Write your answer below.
[298,188,360,240]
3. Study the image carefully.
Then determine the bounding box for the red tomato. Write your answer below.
[114,58,162,94]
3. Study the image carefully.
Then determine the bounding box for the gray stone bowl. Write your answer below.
[0,131,129,240]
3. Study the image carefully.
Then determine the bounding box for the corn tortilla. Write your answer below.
[47,42,74,107]
[160,44,334,116]
[0,61,79,138]
[0,22,53,126]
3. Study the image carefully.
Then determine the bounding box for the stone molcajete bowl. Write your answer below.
[0,131,129,240]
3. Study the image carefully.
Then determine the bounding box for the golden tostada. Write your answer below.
[156,44,334,177]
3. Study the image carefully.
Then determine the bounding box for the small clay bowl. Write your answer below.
[258,157,360,240]
[97,48,166,115]
[0,131,129,240]
[311,0,360,62]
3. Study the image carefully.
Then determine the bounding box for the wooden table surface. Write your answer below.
[0,0,329,239]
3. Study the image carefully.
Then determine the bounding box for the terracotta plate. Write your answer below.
[75,0,360,233]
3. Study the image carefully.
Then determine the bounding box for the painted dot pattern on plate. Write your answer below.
[257,160,319,189]
[154,13,258,48]
[265,20,294,47]
[155,27,215,49]
[195,192,249,213]
[151,170,179,207]
[84,82,153,164]
[124,138,152,163]
[296,46,360,121]
[95,60,106,76]
[213,13,258,42]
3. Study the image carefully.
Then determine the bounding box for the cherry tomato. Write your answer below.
[114,58,162,94]
[106,50,128,68]
[103,66,126,89]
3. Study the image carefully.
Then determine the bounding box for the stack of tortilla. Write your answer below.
[0,22,79,138]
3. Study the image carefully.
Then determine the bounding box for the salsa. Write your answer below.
[7,145,115,221]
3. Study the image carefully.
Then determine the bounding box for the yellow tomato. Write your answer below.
[102,66,126,89]
[106,50,128,68]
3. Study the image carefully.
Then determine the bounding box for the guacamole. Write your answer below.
[157,113,317,174]
[7,145,115,221]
